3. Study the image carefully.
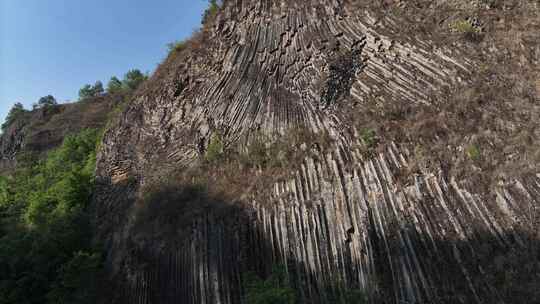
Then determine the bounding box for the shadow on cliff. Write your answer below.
[364,218,540,304]
[96,178,540,304]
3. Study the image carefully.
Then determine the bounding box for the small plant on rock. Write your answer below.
[205,133,225,164]
[167,40,186,53]
[466,144,481,161]
[450,19,482,41]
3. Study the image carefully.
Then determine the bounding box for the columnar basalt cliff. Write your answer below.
[95,1,540,303]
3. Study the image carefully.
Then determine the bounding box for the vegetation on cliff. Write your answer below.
[0,129,102,304]
[1,103,26,132]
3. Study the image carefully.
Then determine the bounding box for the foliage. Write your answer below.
[0,129,103,304]
[79,84,93,100]
[1,102,26,132]
[202,0,220,25]
[205,133,225,164]
[106,70,148,95]
[450,19,482,41]
[92,81,104,96]
[122,69,148,91]
[243,265,296,304]
[34,95,57,109]
[466,144,481,161]
[342,290,368,304]
[360,128,377,148]
[79,81,104,100]
[106,76,123,94]
[451,19,480,34]
[329,288,368,304]
[167,40,186,53]
[46,251,102,304]
[359,128,378,157]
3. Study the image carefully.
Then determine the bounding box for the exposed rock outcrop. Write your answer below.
[95,1,540,303]
[0,96,119,170]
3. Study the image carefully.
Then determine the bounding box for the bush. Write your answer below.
[1,102,26,131]
[243,265,296,304]
[205,133,225,164]
[360,128,377,148]
[450,19,482,41]
[46,251,102,304]
[106,76,123,94]
[452,20,478,33]
[340,289,368,304]
[167,40,186,53]
[466,144,481,161]
[79,81,104,100]
[122,69,148,91]
[359,128,378,157]
[92,81,104,96]
[33,95,57,109]
[202,0,220,25]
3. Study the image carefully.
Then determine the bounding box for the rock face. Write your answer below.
[0,96,118,170]
[95,1,540,303]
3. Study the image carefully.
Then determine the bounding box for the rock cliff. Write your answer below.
[95,1,540,303]
[0,95,119,170]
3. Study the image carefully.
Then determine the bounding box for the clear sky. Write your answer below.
[0,0,208,125]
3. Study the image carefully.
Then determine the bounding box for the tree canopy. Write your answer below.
[0,129,103,304]
[106,77,123,94]
[122,69,147,91]
[33,95,57,109]
[78,81,104,100]
[1,102,26,132]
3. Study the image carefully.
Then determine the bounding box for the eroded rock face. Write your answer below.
[0,96,118,171]
[95,1,539,303]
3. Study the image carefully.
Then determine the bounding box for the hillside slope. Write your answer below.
[95,1,539,303]
[0,95,120,171]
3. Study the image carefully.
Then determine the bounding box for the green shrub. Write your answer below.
[46,251,102,304]
[78,81,104,100]
[341,289,368,304]
[122,69,148,91]
[243,265,296,304]
[33,95,57,109]
[450,19,482,41]
[466,144,481,161]
[205,133,225,164]
[360,128,377,148]
[1,102,26,131]
[202,0,220,25]
[452,20,478,33]
[167,40,186,53]
[106,76,123,94]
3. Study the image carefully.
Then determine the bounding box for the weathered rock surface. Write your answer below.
[95,1,540,303]
[0,96,118,170]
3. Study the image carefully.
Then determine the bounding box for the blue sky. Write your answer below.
[0,0,208,125]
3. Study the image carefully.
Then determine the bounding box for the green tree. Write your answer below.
[46,251,102,304]
[1,102,26,131]
[122,69,147,91]
[79,82,104,100]
[202,0,220,25]
[92,81,104,96]
[0,129,103,304]
[106,76,123,94]
[78,84,94,100]
[36,95,57,108]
